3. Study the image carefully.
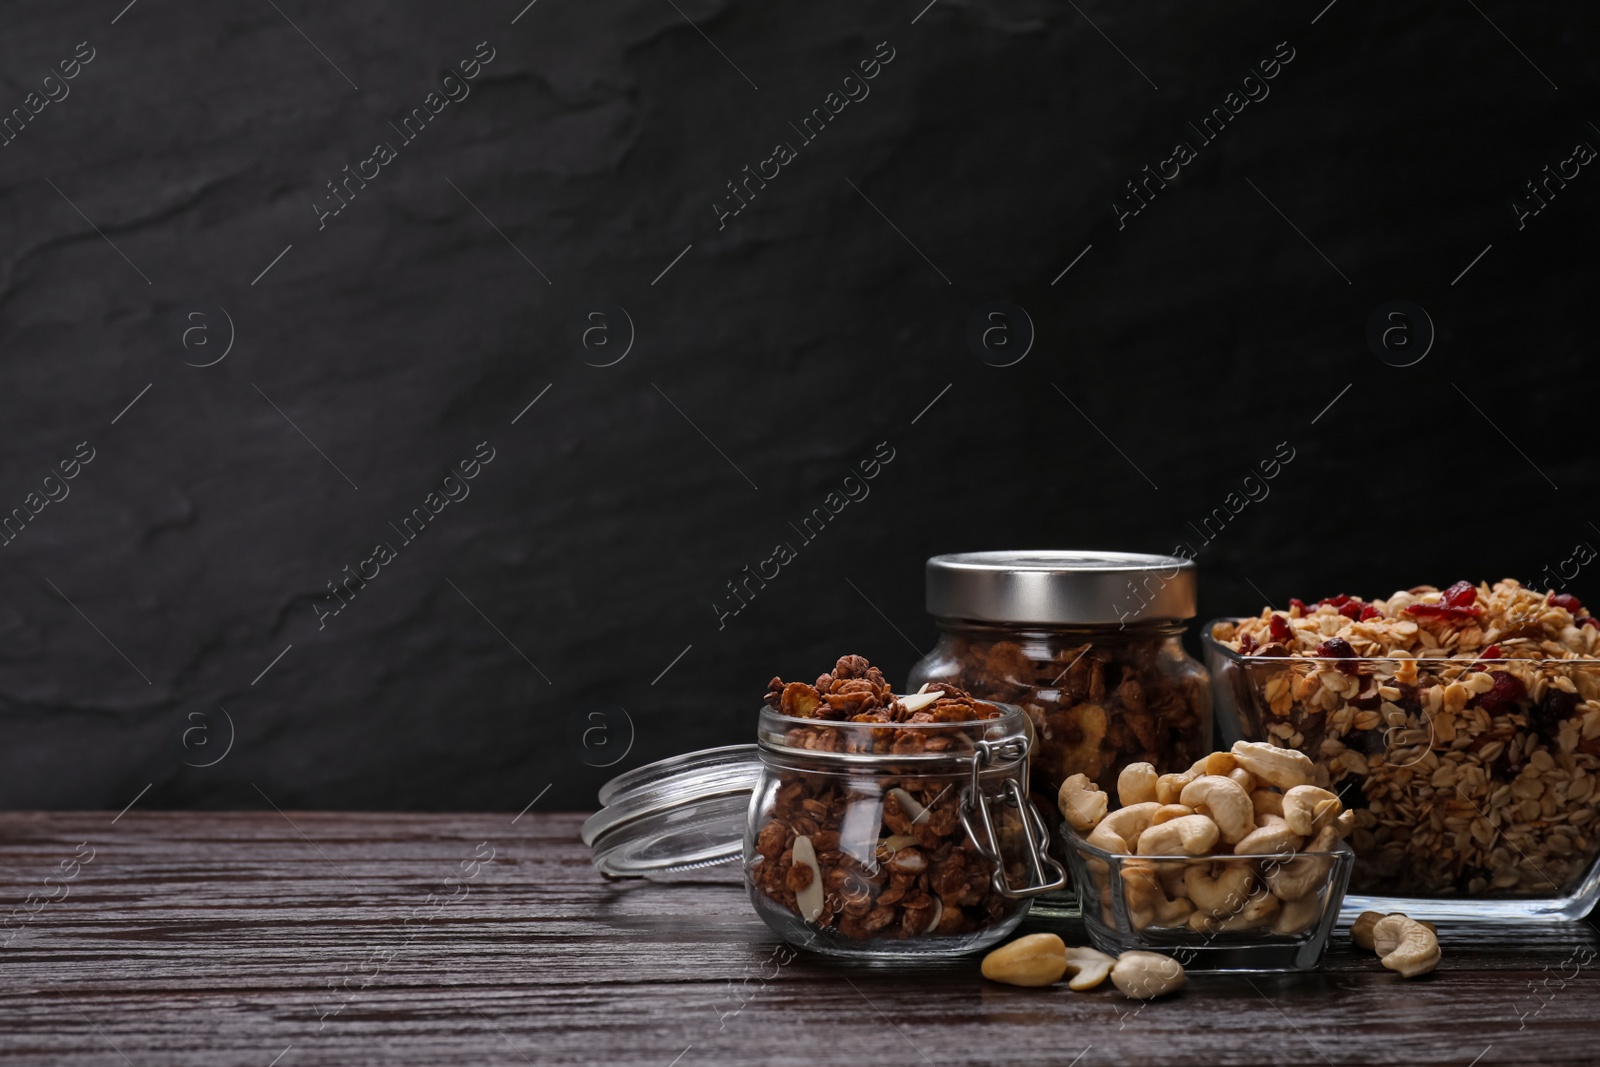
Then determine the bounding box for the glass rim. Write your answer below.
[1200,617,1600,666]
[756,699,1025,731]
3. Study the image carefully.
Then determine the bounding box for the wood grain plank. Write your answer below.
[0,813,1595,1066]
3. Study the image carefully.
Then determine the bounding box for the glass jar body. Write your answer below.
[743,709,1042,957]
[907,621,1213,812]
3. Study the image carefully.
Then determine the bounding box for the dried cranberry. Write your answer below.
[1531,688,1581,738]
[1315,636,1355,658]
[1404,591,1483,619]
[1473,671,1526,716]
[1337,601,1364,620]
[1289,597,1307,616]
[1580,617,1599,631]
[1359,604,1381,621]
[1550,593,1583,613]
[1479,644,1502,660]
[1314,636,1359,675]
[1238,632,1259,655]
[1269,614,1293,643]
[1319,594,1352,609]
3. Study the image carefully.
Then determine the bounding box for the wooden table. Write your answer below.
[2,812,1596,1066]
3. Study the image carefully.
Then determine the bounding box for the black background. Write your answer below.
[1,0,1595,811]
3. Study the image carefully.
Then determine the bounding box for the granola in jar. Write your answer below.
[746,655,1063,955]
[1208,580,1600,903]
[906,552,1212,820]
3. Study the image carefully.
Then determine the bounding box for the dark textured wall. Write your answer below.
[1,1,1595,811]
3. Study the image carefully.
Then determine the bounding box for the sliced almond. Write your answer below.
[898,691,941,714]
[1062,946,1116,990]
[791,835,825,922]
[888,787,927,823]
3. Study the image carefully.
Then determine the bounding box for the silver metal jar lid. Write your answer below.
[925,550,1197,626]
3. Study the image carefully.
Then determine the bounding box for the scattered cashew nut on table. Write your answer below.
[1062,946,1117,990]
[980,936,1184,998]
[1349,911,1441,977]
[1111,951,1187,999]
[1372,914,1442,977]
[980,933,1069,987]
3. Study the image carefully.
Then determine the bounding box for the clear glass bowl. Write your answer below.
[744,703,1065,957]
[1060,824,1353,971]
[1204,622,1600,921]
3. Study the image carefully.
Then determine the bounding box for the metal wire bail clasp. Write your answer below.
[958,736,1068,899]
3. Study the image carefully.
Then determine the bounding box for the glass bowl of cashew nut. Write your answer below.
[1057,742,1355,971]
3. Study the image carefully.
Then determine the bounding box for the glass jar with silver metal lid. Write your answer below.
[906,551,1213,821]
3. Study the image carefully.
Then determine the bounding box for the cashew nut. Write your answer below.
[1191,887,1278,933]
[1111,951,1186,999]
[1183,860,1256,918]
[1123,861,1194,929]
[1086,802,1161,853]
[1271,892,1322,935]
[1303,822,1340,853]
[1150,803,1196,826]
[1372,914,1441,978]
[1234,889,1281,929]
[1198,751,1238,777]
[1349,910,1386,951]
[1155,770,1198,805]
[1095,869,1115,926]
[1179,775,1255,844]
[1153,895,1194,928]
[1230,740,1315,790]
[1252,789,1285,819]
[1058,773,1109,833]
[1086,826,1128,856]
[1264,851,1331,901]
[1228,767,1257,794]
[1281,785,1343,836]
[1369,914,1438,952]
[981,933,1068,987]
[1234,813,1304,857]
[1122,859,1163,910]
[1350,910,1436,950]
[1117,762,1159,806]
[1062,946,1117,990]
[1334,808,1355,839]
[1136,814,1219,856]
[1158,861,1189,899]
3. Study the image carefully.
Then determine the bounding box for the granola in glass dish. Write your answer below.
[1206,580,1600,905]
